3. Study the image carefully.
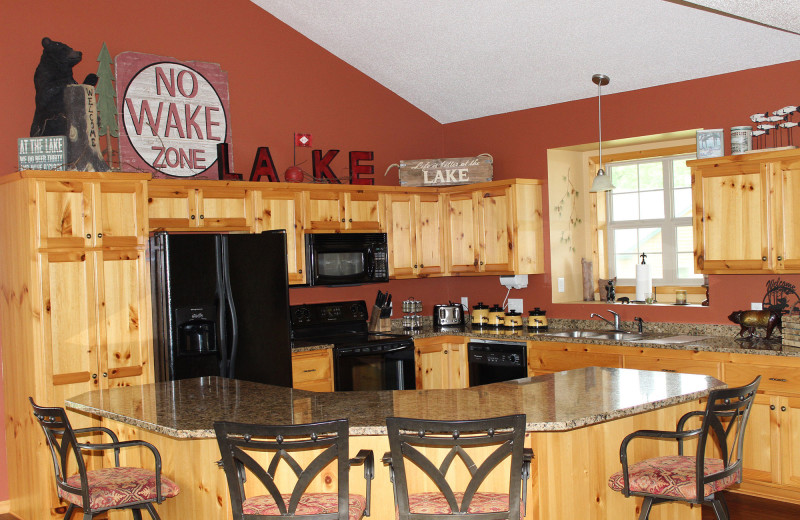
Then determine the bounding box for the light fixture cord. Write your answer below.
[597,80,603,172]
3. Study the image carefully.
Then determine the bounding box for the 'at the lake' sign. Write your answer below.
[398,155,492,187]
[115,52,233,179]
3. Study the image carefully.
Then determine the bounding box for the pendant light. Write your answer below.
[589,73,615,193]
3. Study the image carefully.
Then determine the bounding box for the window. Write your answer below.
[605,154,703,285]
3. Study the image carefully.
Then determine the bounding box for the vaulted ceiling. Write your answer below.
[251,0,800,123]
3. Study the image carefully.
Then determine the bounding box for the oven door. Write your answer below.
[333,342,415,391]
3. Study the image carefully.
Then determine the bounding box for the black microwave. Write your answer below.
[305,233,389,286]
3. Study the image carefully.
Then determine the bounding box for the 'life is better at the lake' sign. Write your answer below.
[398,155,493,187]
[115,52,233,179]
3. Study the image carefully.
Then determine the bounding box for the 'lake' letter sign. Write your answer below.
[115,52,233,179]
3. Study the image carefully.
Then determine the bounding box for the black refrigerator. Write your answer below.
[149,230,293,386]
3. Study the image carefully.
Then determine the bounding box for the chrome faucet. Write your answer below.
[590,310,622,331]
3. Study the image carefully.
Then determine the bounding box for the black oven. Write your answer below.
[290,300,414,391]
[333,340,415,391]
[467,340,528,386]
[305,233,389,286]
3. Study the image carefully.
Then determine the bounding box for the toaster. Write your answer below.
[433,303,464,328]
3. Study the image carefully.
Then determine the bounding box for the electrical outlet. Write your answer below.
[508,298,523,314]
[751,302,763,310]
[461,296,469,310]
[558,277,565,293]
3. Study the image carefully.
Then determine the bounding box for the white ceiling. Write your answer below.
[250,0,800,124]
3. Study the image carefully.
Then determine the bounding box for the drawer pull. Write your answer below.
[661,369,676,372]
[769,377,788,382]
[782,406,787,412]
[771,405,776,410]
[303,369,317,373]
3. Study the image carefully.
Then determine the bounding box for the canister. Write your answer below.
[472,302,489,326]
[504,310,523,329]
[488,304,505,327]
[528,308,548,331]
[675,290,688,305]
[731,126,752,154]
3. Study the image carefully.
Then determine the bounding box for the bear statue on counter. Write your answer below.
[728,309,782,340]
[30,37,98,137]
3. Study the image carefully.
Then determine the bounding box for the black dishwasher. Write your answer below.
[467,340,528,386]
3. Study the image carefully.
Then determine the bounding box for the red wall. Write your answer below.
[1,0,799,505]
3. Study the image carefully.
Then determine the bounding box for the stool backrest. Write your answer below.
[386,414,526,520]
[214,418,351,520]
[694,376,761,498]
[29,398,88,506]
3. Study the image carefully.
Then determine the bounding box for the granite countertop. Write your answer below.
[66,368,724,439]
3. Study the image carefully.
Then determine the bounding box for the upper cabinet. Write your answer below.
[444,180,544,275]
[148,180,252,231]
[689,149,800,274]
[253,188,306,285]
[385,192,447,278]
[303,188,383,232]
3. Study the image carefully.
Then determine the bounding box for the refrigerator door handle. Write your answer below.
[215,236,229,378]
[220,237,239,379]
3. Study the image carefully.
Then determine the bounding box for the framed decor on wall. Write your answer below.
[696,129,724,159]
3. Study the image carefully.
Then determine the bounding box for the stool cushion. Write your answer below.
[608,455,739,500]
[242,493,367,520]
[406,492,514,515]
[60,467,180,510]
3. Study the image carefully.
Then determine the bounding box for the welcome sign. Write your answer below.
[115,52,233,179]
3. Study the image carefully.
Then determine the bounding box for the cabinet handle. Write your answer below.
[103,372,107,378]
[778,256,783,261]
[782,406,787,412]
[191,215,196,220]
[762,256,767,261]
[480,261,484,265]
[769,377,788,382]
[303,369,317,373]
[349,218,353,222]
[661,369,676,372]
[341,218,346,222]
[443,350,448,354]
[199,214,204,219]
[91,373,97,379]
[771,405,776,410]
[97,232,103,238]
[298,269,302,274]
[414,264,418,269]
[86,234,92,239]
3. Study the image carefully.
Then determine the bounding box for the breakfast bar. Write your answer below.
[67,367,725,520]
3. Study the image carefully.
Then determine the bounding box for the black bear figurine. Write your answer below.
[30,37,98,137]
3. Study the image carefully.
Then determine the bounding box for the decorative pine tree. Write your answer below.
[95,42,119,168]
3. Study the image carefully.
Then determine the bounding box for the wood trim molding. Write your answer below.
[589,144,697,165]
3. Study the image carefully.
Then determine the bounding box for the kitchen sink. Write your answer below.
[544,330,647,341]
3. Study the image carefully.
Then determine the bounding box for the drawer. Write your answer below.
[724,363,800,395]
[292,350,333,385]
[528,350,621,373]
[624,356,721,378]
[294,378,334,392]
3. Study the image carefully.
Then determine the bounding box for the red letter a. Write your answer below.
[250,147,280,182]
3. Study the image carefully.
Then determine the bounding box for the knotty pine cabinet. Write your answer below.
[444,180,544,275]
[148,179,252,231]
[414,336,468,390]
[385,191,447,278]
[0,171,154,520]
[689,149,800,274]
[253,188,306,284]
[303,188,383,231]
[291,349,334,392]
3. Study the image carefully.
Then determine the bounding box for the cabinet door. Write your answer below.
[416,344,450,390]
[95,249,151,388]
[386,193,417,278]
[304,191,344,231]
[147,184,195,229]
[693,164,770,273]
[257,190,306,284]
[416,193,447,277]
[39,251,100,424]
[741,394,780,485]
[95,181,147,248]
[445,192,480,274]
[776,166,800,271]
[476,186,514,273]
[196,186,251,229]
[292,350,334,392]
[37,179,93,249]
[345,191,383,230]
[780,396,800,488]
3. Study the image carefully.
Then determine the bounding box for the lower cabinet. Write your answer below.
[526,341,622,376]
[291,349,334,392]
[414,336,468,390]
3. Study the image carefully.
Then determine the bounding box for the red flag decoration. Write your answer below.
[295,133,313,147]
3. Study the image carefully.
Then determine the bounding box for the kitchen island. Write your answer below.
[67,367,724,520]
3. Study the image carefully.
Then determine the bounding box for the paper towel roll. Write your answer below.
[635,263,652,301]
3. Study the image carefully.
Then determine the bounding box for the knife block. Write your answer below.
[368,305,392,332]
